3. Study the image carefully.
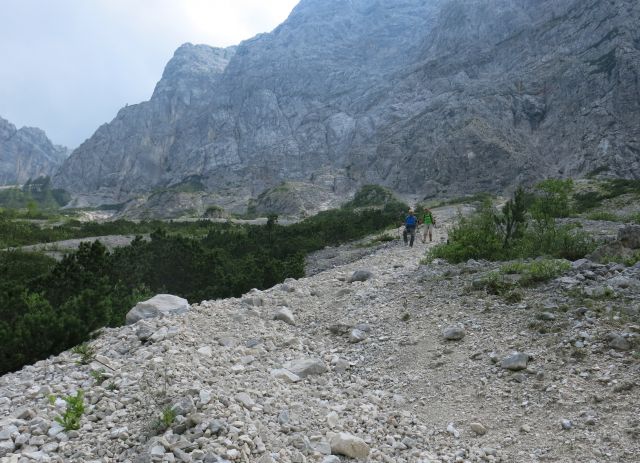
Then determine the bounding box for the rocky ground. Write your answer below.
[1,208,638,463]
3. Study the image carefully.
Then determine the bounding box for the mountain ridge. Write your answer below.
[53,0,640,215]
[0,116,69,186]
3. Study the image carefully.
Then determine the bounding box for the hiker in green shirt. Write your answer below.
[421,207,436,243]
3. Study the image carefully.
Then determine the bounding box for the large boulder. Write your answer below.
[327,432,370,459]
[618,225,640,249]
[125,294,190,325]
[284,358,328,378]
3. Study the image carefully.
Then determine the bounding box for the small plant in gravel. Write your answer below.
[71,343,95,365]
[401,312,411,322]
[106,381,118,391]
[90,368,107,384]
[473,271,516,295]
[504,289,524,303]
[152,406,176,434]
[49,389,85,431]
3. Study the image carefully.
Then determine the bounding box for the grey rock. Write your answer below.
[284,358,328,378]
[500,352,530,371]
[234,392,255,409]
[348,328,367,343]
[328,323,351,335]
[126,294,189,325]
[207,420,225,435]
[274,307,296,325]
[270,369,301,383]
[135,322,155,342]
[327,432,370,459]
[0,425,16,440]
[618,225,640,249]
[0,440,14,458]
[443,325,466,341]
[348,270,374,283]
[171,397,196,416]
[561,419,573,430]
[278,410,290,425]
[607,332,632,351]
[470,422,488,436]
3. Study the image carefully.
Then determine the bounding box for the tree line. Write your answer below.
[0,195,406,374]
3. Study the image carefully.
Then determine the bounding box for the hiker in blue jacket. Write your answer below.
[403,208,418,247]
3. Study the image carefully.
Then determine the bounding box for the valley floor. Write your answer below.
[0,206,638,463]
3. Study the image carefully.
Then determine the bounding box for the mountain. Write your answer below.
[54,0,640,214]
[0,116,69,185]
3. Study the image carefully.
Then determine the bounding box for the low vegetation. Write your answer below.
[0,189,407,374]
[49,389,85,431]
[428,181,596,263]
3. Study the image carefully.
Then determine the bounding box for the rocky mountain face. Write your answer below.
[54,0,640,214]
[0,116,68,185]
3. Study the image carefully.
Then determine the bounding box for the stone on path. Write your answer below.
[349,328,367,343]
[284,358,328,378]
[348,270,373,283]
[607,332,631,351]
[443,325,466,341]
[561,419,573,430]
[270,369,301,383]
[274,307,296,325]
[470,422,487,436]
[500,352,530,371]
[327,432,370,459]
[126,294,189,325]
[618,224,640,249]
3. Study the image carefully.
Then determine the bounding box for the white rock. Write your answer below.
[197,346,213,357]
[284,358,328,378]
[125,294,189,325]
[326,411,339,428]
[327,432,370,459]
[270,369,301,383]
[274,307,296,325]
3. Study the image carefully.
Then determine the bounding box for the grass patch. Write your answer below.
[585,211,624,222]
[500,259,571,286]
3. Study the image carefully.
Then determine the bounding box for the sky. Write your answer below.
[0,0,299,149]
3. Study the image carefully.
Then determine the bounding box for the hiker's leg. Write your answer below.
[403,228,408,244]
[410,228,415,247]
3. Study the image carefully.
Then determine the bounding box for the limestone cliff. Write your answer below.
[0,116,68,185]
[54,0,640,213]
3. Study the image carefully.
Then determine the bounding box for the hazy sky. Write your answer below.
[0,0,299,149]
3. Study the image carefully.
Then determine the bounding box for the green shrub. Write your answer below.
[530,179,574,219]
[50,390,85,431]
[90,369,107,384]
[501,259,571,286]
[71,343,95,365]
[428,185,596,264]
[585,211,624,222]
[429,201,503,263]
[152,406,177,433]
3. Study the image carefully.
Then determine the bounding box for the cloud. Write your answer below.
[0,0,299,148]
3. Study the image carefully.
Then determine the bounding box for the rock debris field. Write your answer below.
[1,209,639,463]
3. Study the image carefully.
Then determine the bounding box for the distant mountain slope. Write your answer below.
[54,0,640,211]
[0,116,69,185]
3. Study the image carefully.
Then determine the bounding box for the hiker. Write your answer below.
[421,207,436,243]
[403,208,418,247]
